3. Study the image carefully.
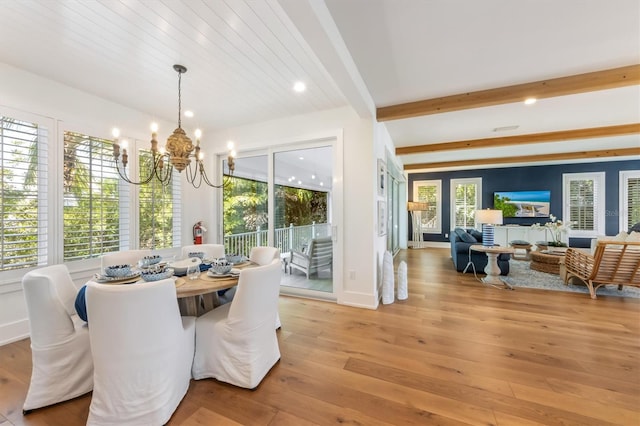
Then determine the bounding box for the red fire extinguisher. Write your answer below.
[193,221,205,245]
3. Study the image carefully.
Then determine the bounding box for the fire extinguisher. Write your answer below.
[193,221,206,245]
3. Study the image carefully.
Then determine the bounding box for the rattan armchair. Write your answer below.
[563,241,640,299]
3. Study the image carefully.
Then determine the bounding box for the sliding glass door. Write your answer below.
[274,145,333,294]
[221,138,340,300]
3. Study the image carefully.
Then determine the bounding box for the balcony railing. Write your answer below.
[224,222,331,257]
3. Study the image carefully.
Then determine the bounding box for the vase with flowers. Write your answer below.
[532,214,572,250]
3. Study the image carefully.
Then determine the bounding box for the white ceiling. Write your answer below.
[0,0,638,174]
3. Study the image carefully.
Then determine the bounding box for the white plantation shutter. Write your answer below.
[450,178,481,229]
[138,149,181,249]
[414,180,441,233]
[620,171,640,231]
[63,131,124,261]
[0,115,48,271]
[563,172,605,236]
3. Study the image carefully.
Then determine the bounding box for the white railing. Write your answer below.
[224,222,331,257]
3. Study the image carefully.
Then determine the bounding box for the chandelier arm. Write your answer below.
[153,155,174,184]
[115,161,156,185]
[198,161,231,189]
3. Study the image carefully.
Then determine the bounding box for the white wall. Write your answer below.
[0,63,398,345]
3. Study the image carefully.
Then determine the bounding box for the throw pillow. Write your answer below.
[453,228,467,240]
[459,231,477,243]
[627,231,640,242]
[469,229,483,241]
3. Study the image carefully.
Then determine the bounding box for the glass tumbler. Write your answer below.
[187,263,200,280]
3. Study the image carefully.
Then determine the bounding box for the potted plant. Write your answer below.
[532,214,572,252]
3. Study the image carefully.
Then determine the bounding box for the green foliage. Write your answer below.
[223,176,328,235]
[493,194,518,218]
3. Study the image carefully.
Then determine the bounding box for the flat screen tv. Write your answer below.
[493,190,550,218]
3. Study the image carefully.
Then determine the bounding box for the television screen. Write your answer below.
[493,190,550,218]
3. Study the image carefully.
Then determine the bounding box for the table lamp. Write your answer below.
[475,209,503,247]
[407,202,428,249]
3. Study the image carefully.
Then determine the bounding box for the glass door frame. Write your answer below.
[218,131,343,302]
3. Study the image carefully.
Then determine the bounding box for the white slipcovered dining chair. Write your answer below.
[250,246,282,329]
[100,249,152,270]
[21,264,93,413]
[181,243,225,259]
[85,278,195,426]
[192,259,282,389]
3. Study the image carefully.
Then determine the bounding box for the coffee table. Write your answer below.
[530,250,565,274]
[470,245,515,289]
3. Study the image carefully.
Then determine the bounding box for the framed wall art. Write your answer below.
[377,158,386,198]
[378,200,387,236]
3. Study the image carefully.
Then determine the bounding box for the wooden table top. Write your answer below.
[470,244,515,254]
[175,272,238,298]
[175,260,257,298]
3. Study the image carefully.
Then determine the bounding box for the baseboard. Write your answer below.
[0,318,29,346]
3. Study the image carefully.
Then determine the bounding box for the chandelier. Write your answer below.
[111,64,235,188]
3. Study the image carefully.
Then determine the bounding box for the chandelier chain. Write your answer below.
[177,70,182,128]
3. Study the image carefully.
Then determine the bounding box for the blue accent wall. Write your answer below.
[408,159,640,242]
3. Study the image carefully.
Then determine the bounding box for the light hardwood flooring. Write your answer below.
[1,247,639,425]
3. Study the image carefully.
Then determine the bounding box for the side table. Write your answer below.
[470,244,515,289]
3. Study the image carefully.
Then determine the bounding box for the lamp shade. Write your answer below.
[475,209,503,225]
[407,202,428,211]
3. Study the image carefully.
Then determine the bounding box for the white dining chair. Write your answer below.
[100,249,152,270]
[249,246,282,329]
[85,278,195,425]
[21,264,93,413]
[249,246,280,266]
[181,243,225,259]
[192,259,282,389]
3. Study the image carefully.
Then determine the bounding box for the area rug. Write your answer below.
[502,260,640,299]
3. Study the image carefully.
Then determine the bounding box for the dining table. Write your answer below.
[93,260,256,317]
[174,259,257,316]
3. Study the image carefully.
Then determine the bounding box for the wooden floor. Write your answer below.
[2,248,639,425]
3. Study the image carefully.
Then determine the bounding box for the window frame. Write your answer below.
[619,170,640,232]
[413,179,441,234]
[0,108,53,275]
[562,171,605,237]
[450,177,482,229]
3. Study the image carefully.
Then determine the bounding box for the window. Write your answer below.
[138,150,181,250]
[620,170,640,231]
[63,131,124,261]
[450,178,482,229]
[413,180,441,233]
[0,115,47,271]
[562,172,605,236]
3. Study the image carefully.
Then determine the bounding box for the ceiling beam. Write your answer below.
[403,147,640,171]
[396,123,640,155]
[378,64,640,122]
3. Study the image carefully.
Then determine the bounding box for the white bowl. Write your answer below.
[168,257,202,276]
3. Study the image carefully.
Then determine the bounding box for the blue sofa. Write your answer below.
[450,228,510,275]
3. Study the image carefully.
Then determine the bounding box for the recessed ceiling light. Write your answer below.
[524,98,537,105]
[184,110,194,117]
[299,156,304,160]
[493,125,520,132]
[293,81,306,93]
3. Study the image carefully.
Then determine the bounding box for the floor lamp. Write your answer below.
[475,209,503,247]
[408,202,428,249]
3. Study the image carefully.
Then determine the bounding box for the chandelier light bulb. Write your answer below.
[112,128,120,138]
[230,150,237,158]
[150,122,158,133]
[121,140,128,150]
[195,128,202,139]
[227,141,234,150]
